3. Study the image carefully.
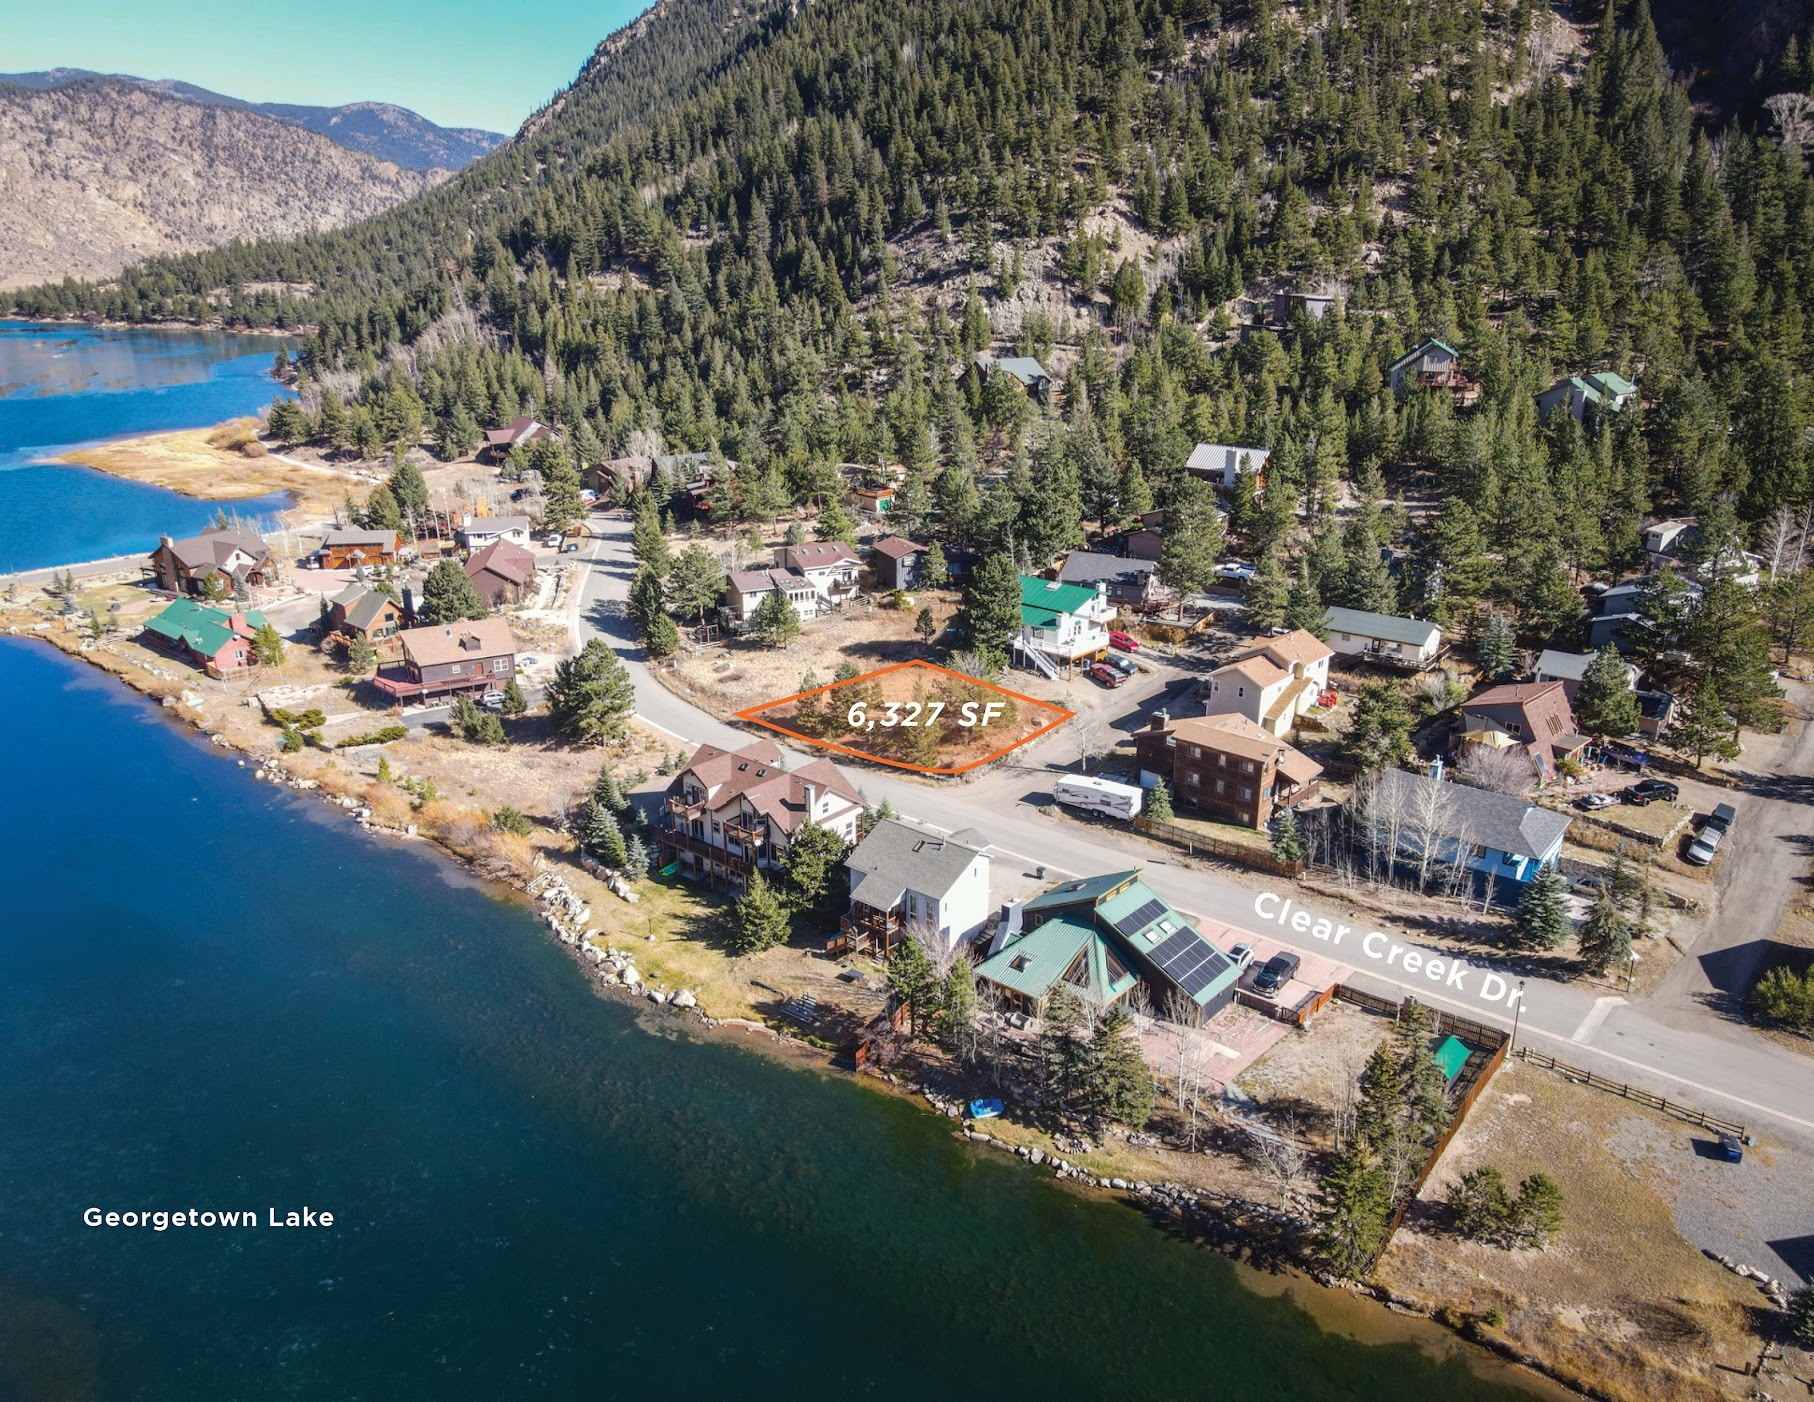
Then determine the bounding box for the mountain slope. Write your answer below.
[0,69,504,169]
[0,79,445,289]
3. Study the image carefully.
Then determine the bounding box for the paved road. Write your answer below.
[574,511,1814,1144]
[0,553,149,591]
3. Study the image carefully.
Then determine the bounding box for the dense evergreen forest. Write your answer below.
[13,0,1814,677]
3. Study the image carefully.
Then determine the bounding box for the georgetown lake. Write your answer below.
[0,638,1555,1399]
[0,320,293,573]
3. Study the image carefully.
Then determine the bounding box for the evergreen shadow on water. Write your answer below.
[0,640,1543,1399]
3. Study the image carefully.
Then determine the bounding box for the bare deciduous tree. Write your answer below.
[1766,92,1814,167]
[1242,1115,1308,1208]
[1456,743,1535,797]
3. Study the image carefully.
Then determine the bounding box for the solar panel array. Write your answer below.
[1112,898,1168,939]
[1148,927,1231,998]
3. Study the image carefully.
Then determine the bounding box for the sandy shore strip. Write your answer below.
[57,418,360,526]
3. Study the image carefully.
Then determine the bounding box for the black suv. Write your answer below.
[1622,778,1680,806]
[1251,953,1300,996]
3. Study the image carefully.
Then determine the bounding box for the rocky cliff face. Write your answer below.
[0,80,446,289]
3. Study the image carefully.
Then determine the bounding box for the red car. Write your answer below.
[1086,662,1126,688]
[1108,631,1138,652]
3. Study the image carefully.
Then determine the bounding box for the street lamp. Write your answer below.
[1510,978,1527,1054]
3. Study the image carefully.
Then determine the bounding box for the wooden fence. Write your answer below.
[1515,1047,1745,1136]
[1236,982,1338,1028]
[1132,815,1303,878]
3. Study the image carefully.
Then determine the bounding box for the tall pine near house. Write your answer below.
[732,873,790,954]
[1476,612,1516,680]
[1515,866,1571,949]
[419,558,488,624]
[1577,887,1632,976]
[1316,1138,1392,1278]
[1667,674,1740,768]
[1574,646,1638,736]
[1089,1006,1155,1129]
[581,800,628,868]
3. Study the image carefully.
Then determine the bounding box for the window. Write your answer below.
[1189,745,1201,759]
[1241,760,1255,774]
[1186,771,1199,785]
[1238,786,1253,801]
[1215,779,1225,795]
[1237,685,1246,698]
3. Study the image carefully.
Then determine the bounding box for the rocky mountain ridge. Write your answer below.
[0,68,505,170]
[0,79,445,289]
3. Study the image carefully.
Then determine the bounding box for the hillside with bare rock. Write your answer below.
[0,79,446,289]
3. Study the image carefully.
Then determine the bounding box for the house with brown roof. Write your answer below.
[482,416,552,462]
[1201,630,1333,738]
[1457,681,1589,783]
[660,739,865,892]
[373,618,517,702]
[773,541,862,606]
[463,540,537,607]
[312,529,397,570]
[325,585,405,648]
[145,528,271,597]
[869,536,929,591]
[1135,711,1323,829]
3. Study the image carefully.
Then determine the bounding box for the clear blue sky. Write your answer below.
[6,0,651,134]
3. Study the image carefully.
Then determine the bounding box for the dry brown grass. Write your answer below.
[1378,1061,1768,1402]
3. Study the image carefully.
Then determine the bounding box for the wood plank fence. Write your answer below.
[1132,815,1303,878]
[1515,1047,1745,1136]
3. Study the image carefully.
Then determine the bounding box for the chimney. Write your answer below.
[159,534,173,548]
[1148,709,1169,731]
[802,781,817,816]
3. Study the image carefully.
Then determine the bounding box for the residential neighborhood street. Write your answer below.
[575,510,1814,1145]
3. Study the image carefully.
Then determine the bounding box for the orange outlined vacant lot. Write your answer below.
[735,659,1073,775]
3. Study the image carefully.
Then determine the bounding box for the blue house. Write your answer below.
[1368,769,1571,886]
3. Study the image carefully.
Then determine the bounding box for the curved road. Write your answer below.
[575,511,1814,1144]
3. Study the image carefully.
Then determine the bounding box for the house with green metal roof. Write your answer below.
[1016,574,1114,675]
[140,599,268,677]
[1386,338,1477,403]
[1537,370,1639,423]
[977,870,1243,1018]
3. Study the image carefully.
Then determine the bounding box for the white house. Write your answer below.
[1202,629,1333,737]
[1184,443,1270,495]
[660,739,864,892]
[1322,606,1443,668]
[773,542,862,606]
[1017,575,1114,674]
[842,819,992,956]
[725,568,820,622]
[457,515,534,550]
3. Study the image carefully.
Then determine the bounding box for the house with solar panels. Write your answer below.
[975,871,1241,1020]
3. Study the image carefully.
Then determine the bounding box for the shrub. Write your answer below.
[1748,964,1814,1031]
[491,807,533,836]
[269,707,326,730]
[338,724,408,748]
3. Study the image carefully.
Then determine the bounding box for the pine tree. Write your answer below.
[501,678,528,717]
[1515,866,1571,949]
[1667,674,1740,768]
[253,622,286,670]
[581,800,628,867]
[345,633,377,674]
[628,564,667,633]
[749,586,802,647]
[961,555,1024,669]
[923,541,950,588]
[592,767,630,816]
[1245,544,1292,630]
[645,610,681,659]
[1316,1138,1392,1278]
[1574,646,1639,736]
[1477,611,1516,680]
[1156,477,1224,609]
[1270,806,1305,863]
[1089,1005,1156,1128]
[915,606,937,646]
[1447,1166,1512,1242]
[817,501,858,545]
[779,821,851,927]
[419,559,489,624]
[886,935,941,1036]
[732,872,791,954]
[1039,986,1095,1112]
[630,491,672,576]
[1508,1173,1564,1248]
[668,544,726,624]
[1343,681,1414,774]
[547,639,635,745]
[1577,887,1632,976]
[624,832,650,882]
[1284,566,1327,636]
[1145,778,1174,823]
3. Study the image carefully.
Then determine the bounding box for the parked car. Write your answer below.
[542,533,563,548]
[1214,561,1256,582]
[1685,824,1723,866]
[1085,662,1126,688]
[478,689,507,711]
[1107,654,1137,676]
[1251,953,1300,996]
[1227,942,1257,973]
[1622,778,1680,806]
[1705,801,1737,833]
[1108,631,1139,652]
[1575,792,1618,811]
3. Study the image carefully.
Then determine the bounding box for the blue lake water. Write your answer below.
[0,320,295,573]
[0,638,1550,1399]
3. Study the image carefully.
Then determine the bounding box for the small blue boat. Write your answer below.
[969,1098,1004,1120]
